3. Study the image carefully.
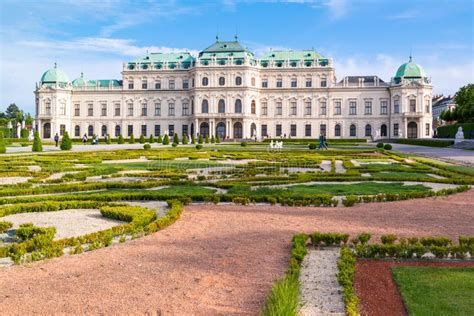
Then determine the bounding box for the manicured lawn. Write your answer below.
[286,182,429,195]
[100,160,223,170]
[392,266,474,316]
[153,185,217,195]
[371,171,436,180]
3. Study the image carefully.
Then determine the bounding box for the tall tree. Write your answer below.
[454,84,474,122]
[5,104,22,120]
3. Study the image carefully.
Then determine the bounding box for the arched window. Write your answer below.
[381,124,387,137]
[234,99,242,113]
[43,123,51,138]
[202,77,208,86]
[201,99,209,113]
[350,124,356,137]
[218,99,225,113]
[335,124,341,137]
[235,76,242,86]
[115,125,121,137]
[233,122,243,139]
[88,125,94,136]
[101,125,107,136]
[365,124,372,137]
[74,125,80,137]
[219,77,225,86]
[200,122,209,137]
[251,100,256,114]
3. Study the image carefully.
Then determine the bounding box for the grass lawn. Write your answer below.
[286,182,429,195]
[99,160,224,171]
[392,266,474,316]
[371,171,436,180]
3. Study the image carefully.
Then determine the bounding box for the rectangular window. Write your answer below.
[168,125,174,136]
[290,102,297,115]
[142,80,147,89]
[261,125,268,137]
[182,125,188,136]
[410,99,416,112]
[128,125,133,137]
[364,101,372,115]
[141,125,147,136]
[320,101,327,115]
[154,103,161,116]
[154,125,160,136]
[290,124,297,137]
[168,103,175,116]
[305,124,311,137]
[276,79,282,88]
[45,101,51,115]
[127,103,133,116]
[262,80,268,88]
[291,79,297,88]
[262,102,268,116]
[334,101,341,115]
[276,102,282,115]
[380,100,388,115]
[182,102,189,116]
[169,80,175,90]
[155,80,161,89]
[426,123,430,136]
[425,100,430,113]
[60,124,66,136]
[101,102,107,116]
[183,79,189,89]
[394,123,399,136]
[87,103,93,116]
[276,124,282,137]
[114,103,120,116]
[349,101,357,115]
[320,124,327,136]
[74,104,80,116]
[394,99,400,113]
[59,103,66,116]
[305,101,312,115]
[128,82,134,90]
[141,104,147,116]
[305,79,312,87]
[320,78,327,87]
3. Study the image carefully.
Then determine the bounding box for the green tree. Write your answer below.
[118,134,125,144]
[129,134,135,144]
[182,134,188,144]
[163,134,170,145]
[60,131,72,150]
[173,133,179,144]
[25,113,34,125]
[454,84,474,122]
[0,132,6,154]
[5,104,22,120]
[32,131,43,152]
[198,134,203,144]
[20,128,29,139]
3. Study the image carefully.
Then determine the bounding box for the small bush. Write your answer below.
[309,143,317,150]
[139,134,146,144]
[342,195,359,207]
[0,132,6,154]
[173,133,179,144]
[205,135,209,143]
[157,135,163,143]
[148,134,154,143]
[172,143,178,147]
[118,134,125,144]
[376,142,384,148]
[195,144,203,150]
[129,134,135,144]
[162,134,170,145]
[60,131,72,150]
[191,134,196,144]
[143,143,151,150]
[216,135,221,143]
[182,134,188,145]
[381,234,397,244]
[32,131,43,152]
[241,141,247,147]
[0,220,13,233]
[198,134,203,144]
[106,134,112,144]
[357,232,371,244]
[384,144,392,150]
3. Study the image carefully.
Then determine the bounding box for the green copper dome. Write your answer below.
[40,63,70,83]
[72,72,87,87]
[395,57,426,78]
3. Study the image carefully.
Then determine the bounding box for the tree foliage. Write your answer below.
[454,84,474,122]
[0,132,6,154]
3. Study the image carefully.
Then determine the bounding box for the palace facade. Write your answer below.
[35,38,433,140]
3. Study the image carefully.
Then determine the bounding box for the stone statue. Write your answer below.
[455,127,464,143]
[28,130,34,141]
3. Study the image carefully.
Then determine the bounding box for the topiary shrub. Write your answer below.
[0,220,13,233]
[129,134,135,144]
[32,131,43,152]
[20,128,29,139]
[216,135,221,143]
[342,194,358,207]
[157,135,163,143]
[139,134,146,144]
[0,131,6,154]
[309,143,317,150]
[211,135,215,143]
[384,144,392,150]
[172,143,178,147]
[106,134,112,144]
[173,133,179,145]
[191,134,196,144]
[118,134,125,144]
[198,134,204,144]
[241,141,247,147]
[143,143,151,150]
[182,134,188,145]
[162,134,170,145]
[195,144,203,149]
[376,142,384,148]
[148,134,154,143]
[205,135,209,143]
[60,131,72,150]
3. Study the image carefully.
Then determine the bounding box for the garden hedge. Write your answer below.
[437,123,474,139]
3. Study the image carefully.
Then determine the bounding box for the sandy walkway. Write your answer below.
[0,191,473,314]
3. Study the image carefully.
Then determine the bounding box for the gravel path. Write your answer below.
[0,177,31,185]
[0,191,473,314]
[1,209,124,240]
[335,160,346,173]
[299,248,345,315]
[123,201,169,218]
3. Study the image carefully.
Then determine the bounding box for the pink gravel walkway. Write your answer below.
[0,191,473,314]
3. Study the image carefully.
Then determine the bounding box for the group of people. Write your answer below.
[317,134,328,150]
[81,134,100,145]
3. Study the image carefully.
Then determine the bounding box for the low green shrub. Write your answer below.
[337,247,359,316]
[139,134,146,144]
[309,143,317,150]
[0,220,13,233]
[310,232,349,247]
[129,134,135,144]
[0,132,6,154]
[118,134,125,144]
[32,131,43,152]
[173,133,179,145]
[60,131,72,150]
[157,135,163,143]
[100,205,156,227]
[195,144,203,149]
[16,223,56,241]
[376,142,384,148]
[172,143,178,147]
[381,234,397,244]
[396,139,454,147]
[163,134,170,145]
[241,141,247,147]
[342,195,359,207]
[383,144,392,150]
[143,143,151,150]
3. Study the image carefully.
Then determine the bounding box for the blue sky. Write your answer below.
[1,0,473,113]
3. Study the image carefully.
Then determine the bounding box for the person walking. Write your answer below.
[82,134,88,143]
[322,135,328,150]
[54,133,59,147]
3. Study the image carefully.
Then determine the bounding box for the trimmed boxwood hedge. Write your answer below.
[395,139,454,147]
[437,123,474,139]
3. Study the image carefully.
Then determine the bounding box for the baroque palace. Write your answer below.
[35,38,433,140]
